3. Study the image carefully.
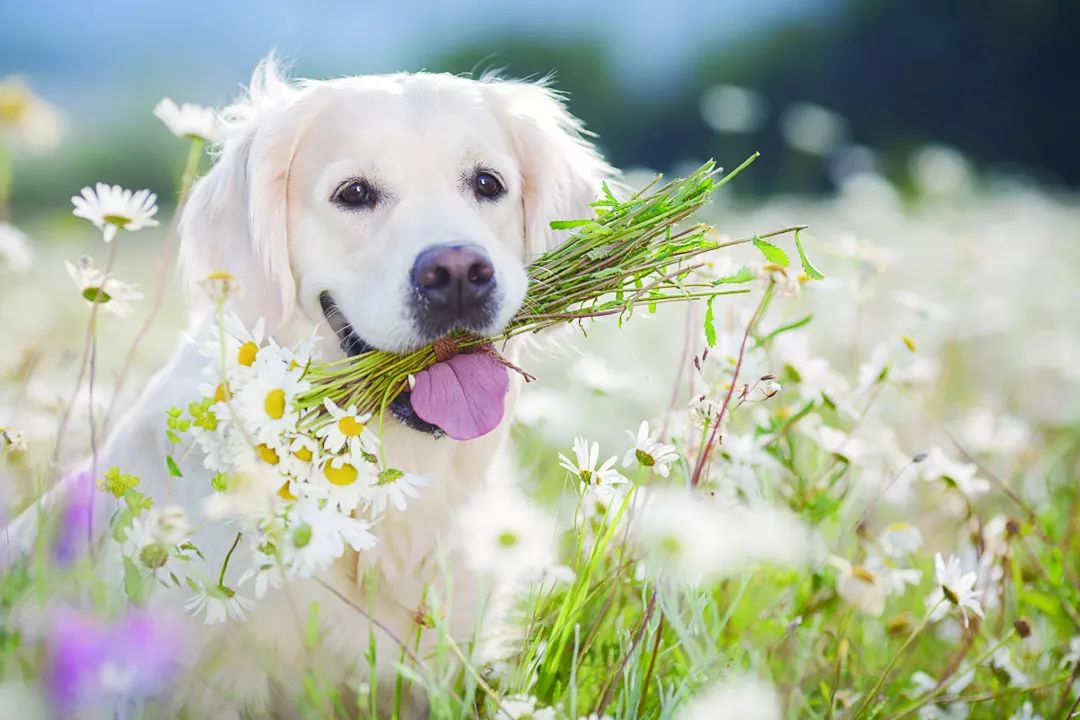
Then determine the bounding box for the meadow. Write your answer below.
[1,83,1079,720]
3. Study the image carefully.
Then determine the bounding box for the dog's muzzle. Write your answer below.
[318,291,442,436]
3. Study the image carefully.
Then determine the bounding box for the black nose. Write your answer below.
[411,244,496,320]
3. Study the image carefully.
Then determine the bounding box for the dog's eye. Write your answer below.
[333,179,379,210]
[472,170,505,201]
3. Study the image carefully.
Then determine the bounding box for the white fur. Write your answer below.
[6,58,613,717]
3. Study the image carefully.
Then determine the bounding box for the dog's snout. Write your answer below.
[412,244,495,311]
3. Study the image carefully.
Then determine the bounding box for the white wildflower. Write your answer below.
[622,421,678,477]
[0,426,28,454]
[1061,637,1080,668]
[495,694,556,720]
[879,523,923,558]
[834,559,887,617]
[199,270,244,304]
[232,353,308,448]
[317,455,374,513]
[71,183,158,242]
[559,436,626,488]
[991,647,1028,686]
[926,553,984,626]
[0,223,33,273]
[920,446,990,497]
[636,489,815,585]
[315,398,378,457]
[865,554,922,596]
[1009,701,1042,720]
[679,676,782,720]
[283,497,377,577]
[459,489,557,581]
[65,258,144,317]
[185,583,255,625]
[363,469,428,516]
[0,76,63,151]
[153,98,222,142]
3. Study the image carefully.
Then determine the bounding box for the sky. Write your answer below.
[1,0,830,119]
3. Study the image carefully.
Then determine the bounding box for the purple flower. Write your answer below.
[47,607,182,713]
[53,469,95,566]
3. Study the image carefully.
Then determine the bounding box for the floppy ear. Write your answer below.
[179,57,311,329]
[485,79,618,256]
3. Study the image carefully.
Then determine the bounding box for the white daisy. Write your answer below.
[678,676,782,720]
[920,446,990,497]
[65,257,144,317]
[237,547,285,600]
[622,421,679,477]
[926,553,984,626]
[559,436,626,488]
[71,183,159,242]
[204,313,267,381]
[317,454,374,512]
[495,694,557,720]
[0,223,33,273]
[636,490,815,585]
[1009,701,1043,720]
[865,554,922,596]
[153,98,222,143]
[184,582,255,625]
[199,270,244,304]
[0,426,28,454]
[315,398,378,457]
[283,497,377,577]
[232,354,308,448]
[834,559,887,617]
[283,433,321,483]
[1060,637,1080,668]
[458,489,557,581]
[0,76,63,151]
[363,469,429,515]
[879,522,923,558]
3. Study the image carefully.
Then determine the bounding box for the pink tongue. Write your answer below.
[410,351,510,441]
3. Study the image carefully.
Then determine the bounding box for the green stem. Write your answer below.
[218,531,242,589]
[854,605,939,718]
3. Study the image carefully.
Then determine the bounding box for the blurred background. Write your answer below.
[4,0,1080,213]
[1,0,1078,480]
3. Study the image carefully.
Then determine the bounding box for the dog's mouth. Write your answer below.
[318,291,510,441]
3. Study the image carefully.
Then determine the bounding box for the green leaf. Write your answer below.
[165,430,181,445]
[752,237,790,267]
[794,229,825,280]
[166,455,183,478]
[548,219,591,230]
[704,298,717,347]
[123,556,150,603]
[305,603,320,649]
[714,265,755,285]
[758,314,814,346]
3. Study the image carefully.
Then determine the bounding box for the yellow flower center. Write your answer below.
[256,444,280,465]
[237,341,258,367]
[214,383,231,403]
[338,416,364,437]
[277,481,296,501]
[101,214,132,228]
[293,446,313,462]
[264,388,286,419]
[324,462,358,486]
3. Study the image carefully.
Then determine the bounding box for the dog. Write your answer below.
[5,57,614,717]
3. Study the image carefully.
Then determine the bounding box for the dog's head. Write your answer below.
[180,57,614,435]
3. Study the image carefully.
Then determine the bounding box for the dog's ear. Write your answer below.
[180,56,310,328]
[485,79,618,256]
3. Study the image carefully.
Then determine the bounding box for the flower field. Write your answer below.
[1,81,1079,720]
